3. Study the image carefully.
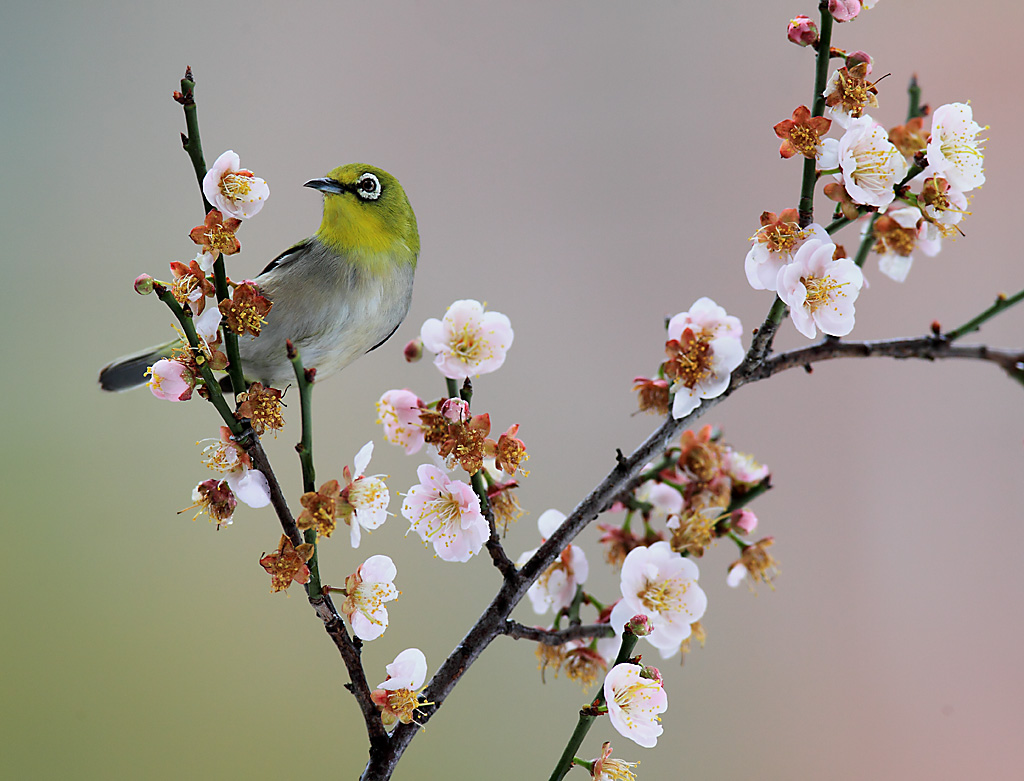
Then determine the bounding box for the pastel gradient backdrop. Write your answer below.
[3,1,1022,779]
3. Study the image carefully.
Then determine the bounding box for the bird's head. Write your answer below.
[304,164,419,266]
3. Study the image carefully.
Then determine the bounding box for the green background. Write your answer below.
[3,1,1022,778]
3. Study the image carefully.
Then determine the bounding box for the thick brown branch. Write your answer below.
[502,621,615,645]
[308,594,389,750]
[360,329,1023,780]
[742,336,1024,386]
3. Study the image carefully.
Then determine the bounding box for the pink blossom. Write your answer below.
[836,116,908,209]
[401,464,488,562]
[516,510,589,615]
[147,359,194,401]
[614,541,707,657]
[342,555,399,641]
[202,150,270,220]
[345,441,390,548]
[665,298,745,420]
[420,299,513,380]
[604,663,668,748]
[778,238,864,338]
[376,389,426,454]
[378,648,427,691]
[926,103,986,192]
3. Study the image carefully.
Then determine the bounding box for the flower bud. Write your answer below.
[787,15,818,47]
[626,614,654,637]
[403,338,424,363]
[639,664,663,684]
[439,397,470,422]
[731,508,758,535]
[828,0,861,22]
[134,273,155,295]
[845,50,872,70]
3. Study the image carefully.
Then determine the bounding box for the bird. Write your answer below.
[99,163,419,391]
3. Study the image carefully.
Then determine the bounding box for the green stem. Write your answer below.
[907,74,922,122]
[853,213,879,268]
[175,69,246,398]
[945,287,1024,341]
[825,215,851,234]
[155,284,242,435]
[214,260,246,397]
[289,342,322,598]
[584,593,606,614]
[572,758,594,774]
[547,631,641,781]
[726,477,771,513]
[797,2,834,228]
[177,68,212,214]
[445,377,459,399]
[471,469,492,520]
[727,529,752,550]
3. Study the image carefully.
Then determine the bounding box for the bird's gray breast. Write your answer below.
[238,239,415,385]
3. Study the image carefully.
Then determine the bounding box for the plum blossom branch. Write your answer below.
[152,282,304,549]
[365,307,1023,779]
[547,629,641,781]
[502,621,615,645]
[174,67,245,396]
[752,335,1024,382]
[798,1,835,228]
[310,594,390,750]
[749,2,836,367]
[288,340,322,597]
[944,288,1024,342]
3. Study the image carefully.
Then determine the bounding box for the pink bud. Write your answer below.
[440,397,470,422]
[626,614,654,637]
[404,338,424,363]
[640,665,663,684]
[787,15,818,47]
[845,50,872,71]
[134,273,155,295]
[828,0,861,22]
[731,508,758,535]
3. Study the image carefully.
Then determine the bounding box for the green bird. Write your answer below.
[99,164,419,391]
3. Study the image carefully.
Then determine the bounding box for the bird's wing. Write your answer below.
[258,238,311,276]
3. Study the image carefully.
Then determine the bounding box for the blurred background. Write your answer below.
[3,1,1022,778]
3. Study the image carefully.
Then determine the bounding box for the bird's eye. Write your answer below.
[356,173,382,201]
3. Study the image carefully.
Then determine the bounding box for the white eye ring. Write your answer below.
[355,173,381,200]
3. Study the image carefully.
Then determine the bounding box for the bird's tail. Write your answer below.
[98,342,176,392]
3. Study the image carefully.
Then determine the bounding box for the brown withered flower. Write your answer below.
[296,479,342,538]
[889,115,927,158]
[259,534,315,593]
[181,478,237,529]
[774,105,832,159]
[487,478,524,532]
[169,258,216,315]
[669,508,720,557]
[872,212,919,259]
[632,376,670,415]
[219,282,272,337]
[823,61,880,123]
[235,381,285,436]
[492,423,529,476]
[189,209,242,256]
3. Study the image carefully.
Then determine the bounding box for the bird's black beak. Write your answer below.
[303,177,347,195]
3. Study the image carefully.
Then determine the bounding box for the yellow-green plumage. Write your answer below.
[99,163,419,391]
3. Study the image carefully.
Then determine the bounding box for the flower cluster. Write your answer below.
[660,297,744,419]
[749,49,985,334]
